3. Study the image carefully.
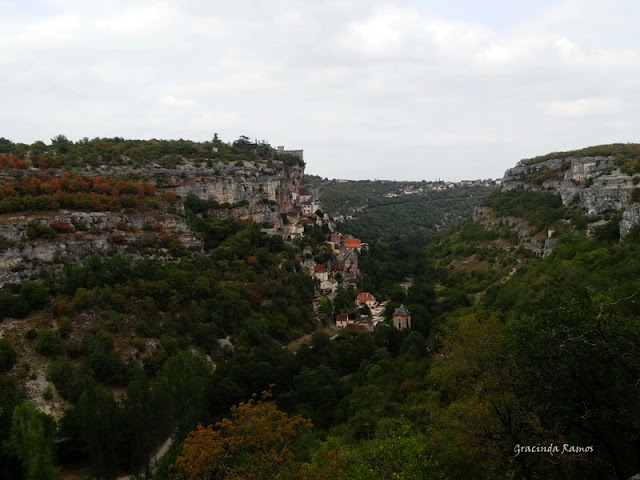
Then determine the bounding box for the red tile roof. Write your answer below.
[344,238,361,248]
[314,264,326,273]
[356,292,376,304]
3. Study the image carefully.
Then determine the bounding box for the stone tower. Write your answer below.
[392,304,411,330]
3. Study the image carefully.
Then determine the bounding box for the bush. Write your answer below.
[47,356,86,402]
[0,338,17,372]
[35,329,63,357]
[57,316,73,339]
[84,331,127,385]
[0,290,31,319]
[25,221,57,240]
[0,235,15,250]
[20,281,48,310]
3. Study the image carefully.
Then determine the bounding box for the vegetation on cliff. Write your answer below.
[0,134,304,170]
[1,143,640,479]
[520,142,640,175]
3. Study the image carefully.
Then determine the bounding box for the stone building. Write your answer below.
[392,304,411,330]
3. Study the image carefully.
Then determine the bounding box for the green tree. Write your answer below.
[124,369,171,478]
[156,351,214,438]
[78,385,126,480]
[5,402,59,480]
[0,378,23,478]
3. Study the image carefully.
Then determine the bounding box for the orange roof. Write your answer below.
[356,292,376,303]
[344,238,361,248]
[314,264,326,273]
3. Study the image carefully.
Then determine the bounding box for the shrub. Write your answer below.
[0,235,15,250]
[57,316,73,339]
[35,329,63,357]
[0,338,17,372]
[25,221,57,240]
[42,385,53,401]
[84,331,127,385]
[47,356,85,401]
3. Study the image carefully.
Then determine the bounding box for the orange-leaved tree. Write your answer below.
[171,390,312,480]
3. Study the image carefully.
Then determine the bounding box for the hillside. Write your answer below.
[1,141,640,480]
[500,143,640,238]
[317,179,496,242]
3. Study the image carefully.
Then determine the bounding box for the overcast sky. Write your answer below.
[2,1,639,181]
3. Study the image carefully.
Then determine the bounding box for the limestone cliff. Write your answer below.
[0,211,202,284]
[0,159,303,284]
[502,155,638,237]
[154,160,303,226]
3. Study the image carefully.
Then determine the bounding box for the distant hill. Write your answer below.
[317,179,496,242]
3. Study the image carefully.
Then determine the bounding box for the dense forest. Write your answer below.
[1,138,640,479]
[318,180,495,242]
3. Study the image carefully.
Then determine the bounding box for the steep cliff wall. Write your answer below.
[155,160,302,226]
[502,155,638,236]
[0,159,302,284]
[0,211,202,284]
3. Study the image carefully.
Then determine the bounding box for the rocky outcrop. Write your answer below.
[0,211,202,285]
[0,158,303,284]
[502,155,638,236]
[621,204,640,237]
[473,206,557,256]
[75,160,303,227]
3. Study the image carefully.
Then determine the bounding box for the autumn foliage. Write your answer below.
[171,391,312,480]
[0,172,157,213]
[0,155,28,169]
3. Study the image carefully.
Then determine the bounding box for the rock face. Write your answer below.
[0,211,202,284]
[502,155,638,236]
[473,206,558,257]
[0,159,303,284]
[80,160,303,227]
[620,204,640,237]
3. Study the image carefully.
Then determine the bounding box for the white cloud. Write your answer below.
[159,95,195,108]
[96,2,181,36]
[546,98,621,118]
[1,0,640,180]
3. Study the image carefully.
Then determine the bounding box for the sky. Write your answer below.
[2,0,640,181]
